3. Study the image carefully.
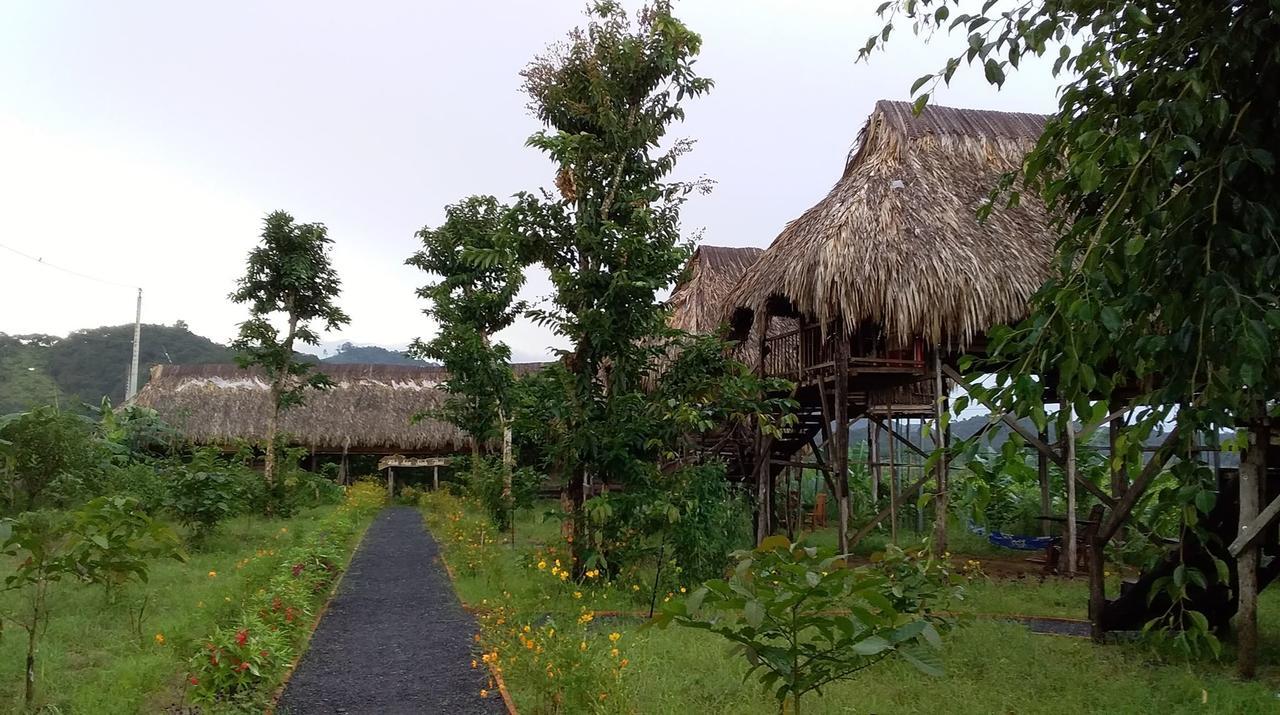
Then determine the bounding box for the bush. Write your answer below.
[166,451,239,544]
[99,462,169,515]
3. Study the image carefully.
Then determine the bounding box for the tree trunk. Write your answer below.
[869,421,880,504]
[888,411,898,545]
[264,312,301,488]
[501,411,514,546]
[1236,420,1268,679]
[1064,411,1078,578]
[25,581,44,710]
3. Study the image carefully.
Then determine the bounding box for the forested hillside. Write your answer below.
[323,342,428,365]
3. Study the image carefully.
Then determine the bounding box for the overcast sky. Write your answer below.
[0,1,1060,362]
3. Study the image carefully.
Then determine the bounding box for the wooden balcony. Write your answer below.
[761,322,928,388]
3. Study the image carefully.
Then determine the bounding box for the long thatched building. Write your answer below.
[132,363,543,459]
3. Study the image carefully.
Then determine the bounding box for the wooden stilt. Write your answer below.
[869,420,880,504]
[1038,428,1051,536]
[933,351,949,554]
[834,326,851,555]
[433,464,440,491]
[1236,420,1268,679]
[1064,410,1078,578]
[386,467,395,500]
[888,409,898,545]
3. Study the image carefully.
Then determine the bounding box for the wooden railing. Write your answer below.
[761,324,927,381]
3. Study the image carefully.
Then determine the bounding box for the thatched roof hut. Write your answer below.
[668,245,764,334]
[727,100,1054,350]
[132,363,542,455]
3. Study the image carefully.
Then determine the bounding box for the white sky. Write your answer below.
[0,1,1060,362]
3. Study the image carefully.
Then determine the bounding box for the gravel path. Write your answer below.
[277,507,504,715]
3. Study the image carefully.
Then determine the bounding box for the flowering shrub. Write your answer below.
[475,604,632,712]
[187,619,294,705]
[185,479,385,707]
[422,490,502,578]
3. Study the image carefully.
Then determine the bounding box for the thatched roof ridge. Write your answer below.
[727,100,1055,348]
[133,362,544,453]
[668,245,764,334]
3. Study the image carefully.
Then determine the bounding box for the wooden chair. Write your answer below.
[803,492,828,530]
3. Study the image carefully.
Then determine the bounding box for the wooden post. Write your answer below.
[754,312,770,545]
[1236,420,1268,679]
[834,326,851,555]
[432,464,440,491]
[868,420,880,503]
[386,467,395,500]
[888,409,898,545]
[1038,427,1051,536]
[932,353,949,554]
[502,417,515,546]
[1086,504,1107,642]
[339,440,350,486]
[1064,410,1078,578]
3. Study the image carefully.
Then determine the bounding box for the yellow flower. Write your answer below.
[610,648,619,658]
[578,612,594,625]
[479,689,489,699]
[599,693,608,701]
[523,625,531,633]
[224,596,231,602]
[679,586,687,593]
[609,632,621,642]
[208,570,217,578]
[154,633,165,645]
[620,658,629,668]
[547,628,555,638]
[573,591,583,599]
[559,571,568,581]
[537,561,547,570]
[579,641,588,651]
[632,584,640,591]
[471,659,478,669]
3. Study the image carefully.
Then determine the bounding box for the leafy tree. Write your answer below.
[165,449,240,544]
[507,0,713,573]
[0,497,181,709]
[230,211,349,490]
[407,195,525,529]
[0,406,105,512]
[866,0,1280,673]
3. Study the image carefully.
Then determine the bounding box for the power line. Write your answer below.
[0,241,139,290]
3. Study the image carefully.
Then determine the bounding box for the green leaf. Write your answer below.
[744,600,765,628]
[983,59,1005,87]
[851,635,891,655]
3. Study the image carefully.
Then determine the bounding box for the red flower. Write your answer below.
[285,607,296,623]
[260,649,270,658]
[188,676,199,686]
[272,597,283,611]
[235,629,248,646]
[292,563,305,577]
[237,662,250,672]
[210,654,219,666]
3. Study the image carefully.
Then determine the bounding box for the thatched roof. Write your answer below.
[131,363,543,454]
[668,245,764,334]
[727,100,1054,349]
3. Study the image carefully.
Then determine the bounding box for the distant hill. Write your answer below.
[0,327,436,414]
[322,342,431,366]
[0,324,234,413]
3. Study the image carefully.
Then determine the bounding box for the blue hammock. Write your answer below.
[967,522,1057,551]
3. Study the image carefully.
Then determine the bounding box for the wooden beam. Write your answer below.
[850,469,932,550]
[866,416,929,460]
[941,364,1117,509]
[1098,423,1183,543]
[1230,492,1280,557]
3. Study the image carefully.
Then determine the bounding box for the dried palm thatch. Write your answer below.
[668,245,764,334]
[727,100,1054,349]
[132,363,543,454]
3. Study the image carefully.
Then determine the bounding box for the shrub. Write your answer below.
[187,618,295,707]
[166,452,238,544]
[99,462,169,515]
[657,536,956,714]
[0,406,107,511]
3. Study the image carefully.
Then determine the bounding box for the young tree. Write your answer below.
[506,0,713,573]
[0,407,104,512]
[407,195,525,529]
[866,1,1279,673]
[230,211,349,490]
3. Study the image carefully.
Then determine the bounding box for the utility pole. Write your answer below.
[126,288,142,400]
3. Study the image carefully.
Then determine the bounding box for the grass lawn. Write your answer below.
[0,506,361,713]
[430,498,1280,714]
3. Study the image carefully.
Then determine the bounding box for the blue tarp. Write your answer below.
[967,522,1057,551]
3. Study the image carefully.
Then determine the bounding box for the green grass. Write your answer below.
[429,498,1280,715]
[0,507,349,713]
